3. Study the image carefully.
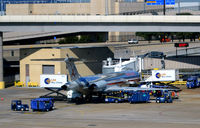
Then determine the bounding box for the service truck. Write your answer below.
[156,90,173,103]
[186,76,200,89]
[104,91,127,103]
[40,74,67,88]
[142,69,179,88]
[151,69,179,82]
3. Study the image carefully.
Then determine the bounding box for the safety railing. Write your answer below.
[14,81,39,87]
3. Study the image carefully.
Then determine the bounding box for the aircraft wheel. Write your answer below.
[75,97,82,104]
[114,100,119,103]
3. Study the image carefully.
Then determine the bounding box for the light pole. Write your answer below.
[144,0,146,13]
[163,0,166,15]
[163,0,166,43]
[105,0,108,15]
[178,0,181,13]
[0,0,3,15]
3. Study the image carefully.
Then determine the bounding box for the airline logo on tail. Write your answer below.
[64,57,80,81]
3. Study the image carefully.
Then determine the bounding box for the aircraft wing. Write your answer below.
[81,73,125,86]
[85,73,124,83]
[84,71,139,86]
[104,86,181,92]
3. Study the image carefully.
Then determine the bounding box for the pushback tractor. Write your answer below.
[11,100,29,111]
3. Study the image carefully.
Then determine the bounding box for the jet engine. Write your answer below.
[90,80,107,91]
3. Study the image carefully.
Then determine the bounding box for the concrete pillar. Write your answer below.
[0,32,4,89]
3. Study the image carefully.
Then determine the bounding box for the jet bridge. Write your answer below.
[102,57,142,74]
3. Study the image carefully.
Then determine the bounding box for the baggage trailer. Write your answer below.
[128,91,150,103]
[31,98,54,112]
[104,90,150,104]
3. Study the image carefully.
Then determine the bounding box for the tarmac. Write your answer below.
[1,86,200,128]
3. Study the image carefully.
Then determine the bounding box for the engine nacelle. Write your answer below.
[90,80,107,91]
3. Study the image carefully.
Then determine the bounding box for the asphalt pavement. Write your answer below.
[0,86,200,128]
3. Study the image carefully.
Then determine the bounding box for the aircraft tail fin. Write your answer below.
[64,56,80,81]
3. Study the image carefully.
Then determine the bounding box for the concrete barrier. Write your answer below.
[0,81,5,89]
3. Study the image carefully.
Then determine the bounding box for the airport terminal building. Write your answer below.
[5,0,162,15]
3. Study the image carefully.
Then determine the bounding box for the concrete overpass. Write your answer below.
[0,15,200,32]
[1,15,200,88]
[3,32,71,42]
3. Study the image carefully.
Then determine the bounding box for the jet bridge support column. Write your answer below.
[0,32,4,89]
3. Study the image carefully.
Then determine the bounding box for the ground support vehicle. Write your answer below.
[156,96,173,103]
[128,91,150,103]
[31,98,54,112]
[128,39,138,44]
[186,76,199,89]
[104,91,126,103]
[104,90,150,104]
[170,91,179,99]
[155,91,173,103]
[11,100,29,111]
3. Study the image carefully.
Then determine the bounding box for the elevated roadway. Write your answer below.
[0,15,200,32]
[3,31,72,42]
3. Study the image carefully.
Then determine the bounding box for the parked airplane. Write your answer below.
[61,56,180,102]
[33,56,180,102]
[61,56,140,101]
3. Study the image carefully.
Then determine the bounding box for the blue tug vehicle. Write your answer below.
[11,100,29,111]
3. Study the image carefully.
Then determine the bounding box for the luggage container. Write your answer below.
[31,98,54,112]
[128,91,150,103]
